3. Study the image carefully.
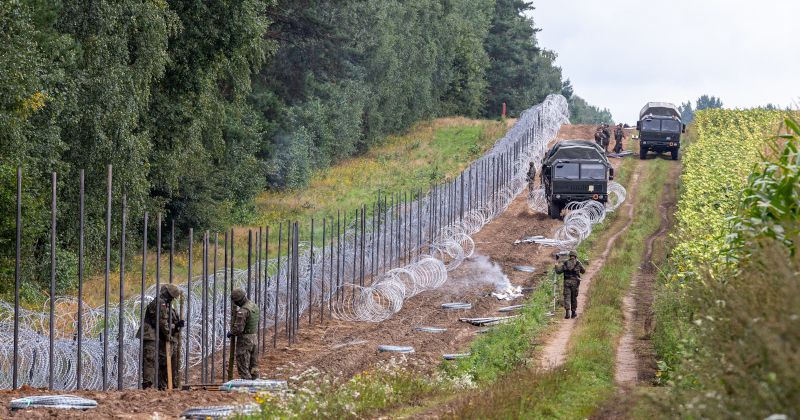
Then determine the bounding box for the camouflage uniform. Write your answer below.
[137,284,183,390]
[594,129,604,148]
[230,288,260,380]
[613,124,625,153]
[554,252,585,319]
[526,162,536,192]
[601,125,612,152]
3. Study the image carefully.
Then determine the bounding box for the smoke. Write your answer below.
[451,254,512,293]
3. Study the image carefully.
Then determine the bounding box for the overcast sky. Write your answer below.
[531,0,799,123]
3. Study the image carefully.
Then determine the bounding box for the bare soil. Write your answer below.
[0,125,632,419]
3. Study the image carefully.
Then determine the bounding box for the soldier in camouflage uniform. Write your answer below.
[526,161,537,192]
[228,288,260,380]
[554,250,586,319]
[137,283,184,390]
[601,123,612,152]
[613,123,626,153]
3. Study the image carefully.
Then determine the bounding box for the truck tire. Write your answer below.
[671,148,679,160]
[547,202,561,219]
[639,146,648,160]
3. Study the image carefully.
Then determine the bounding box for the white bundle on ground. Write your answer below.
[9,395,97,410]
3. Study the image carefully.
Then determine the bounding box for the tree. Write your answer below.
[568,95,613,124]
[679,101,695,124]
[696,95,723,111]
[482,0,563,117]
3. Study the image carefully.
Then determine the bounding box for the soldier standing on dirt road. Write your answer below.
[228,288,260,380]
[601,124,612,153]
[554,250,586,319]
[138,283,184,390]
[594,127,604,149]
[613,123,626,153]
[527,161,536,192]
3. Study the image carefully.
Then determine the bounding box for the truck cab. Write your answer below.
[541,140,614,219]
[637,102,686,160]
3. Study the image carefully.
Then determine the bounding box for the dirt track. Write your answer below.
[0,124,630,419]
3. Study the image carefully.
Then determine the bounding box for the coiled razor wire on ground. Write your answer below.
[377,345,415,353]
[0,95,570,389]
[331,94,569,321]
[9,395,97,410]
[527,180,627,250]
[180,404,259,419]
[219,379,287,392]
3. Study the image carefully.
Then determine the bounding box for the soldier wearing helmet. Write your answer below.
[137,283,184,389]
[613,123,626,154]
[554,250,586,319]
[227,288,260,380]
[526,161,537,193]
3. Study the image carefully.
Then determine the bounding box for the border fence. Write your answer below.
[0,95,570,390]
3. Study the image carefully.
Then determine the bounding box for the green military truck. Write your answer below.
[637,102,686,160]
[541,140,614,219]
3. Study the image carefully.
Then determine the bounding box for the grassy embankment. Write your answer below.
[71,118,507,307]
[449,150,673,418]
[241,147,640,418]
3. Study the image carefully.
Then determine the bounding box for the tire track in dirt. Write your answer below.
[615,162,680,386]
[538,159,643,370]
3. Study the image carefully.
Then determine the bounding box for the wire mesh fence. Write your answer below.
[0,94,571,390]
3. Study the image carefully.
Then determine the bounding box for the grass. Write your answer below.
[449,156,672,418]
[61,117,507,308]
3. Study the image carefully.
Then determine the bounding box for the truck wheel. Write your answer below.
[671,148,679,160]
[639,146,648,160]
[547,202,561,219]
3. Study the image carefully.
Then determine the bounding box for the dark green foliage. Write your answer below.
[678,100,694,124]
[727,118,800,258]
[0,0,273,296]
[482,0,564,117]
[1,0,607,295]
[695,94,723,111]
[568,95,614,124]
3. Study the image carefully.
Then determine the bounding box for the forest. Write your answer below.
[0,0,607,294]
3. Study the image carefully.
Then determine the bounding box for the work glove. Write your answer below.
[226,331,234,339]
[174,319,185,329]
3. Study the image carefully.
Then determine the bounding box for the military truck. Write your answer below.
[637,102,686,160]
[541,140,614,219]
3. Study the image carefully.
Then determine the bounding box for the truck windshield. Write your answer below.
[581,163,606,180]
[554,163,580,179]
[642,119,661,131]
[661,120,681,132]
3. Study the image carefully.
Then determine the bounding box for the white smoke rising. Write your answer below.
[454,254,512,293]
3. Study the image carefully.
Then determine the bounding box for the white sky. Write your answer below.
[531,0,800,123]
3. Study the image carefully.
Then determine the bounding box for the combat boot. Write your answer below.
[564,309,570,319]
[571,310,577,318]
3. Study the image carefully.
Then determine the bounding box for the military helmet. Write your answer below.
[161,284,182,300]
[569,250,578,257]
[231,288,247,306]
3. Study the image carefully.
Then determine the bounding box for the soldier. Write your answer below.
[526,161,536,192]
[601,124,612,153]
[613,123,626,153]
[137,283,184,390]
[227,288,260,380]
[594,127,604,148]
[554,250,586,319]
